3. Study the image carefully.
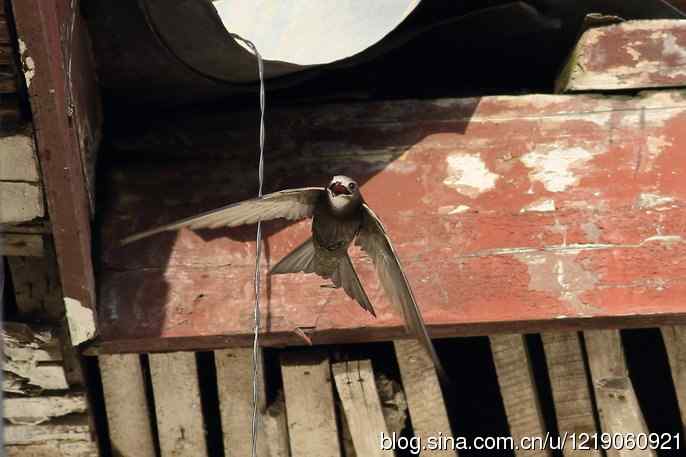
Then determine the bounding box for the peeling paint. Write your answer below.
[636,192,675,210]
[64,297,96,346]
[443,154,499,198]
[18,38,35,88]
[521,199,556,213]
[662,33,686,65]
[521,146,595,192]
[581,221,602,243]
[438,205,471,215]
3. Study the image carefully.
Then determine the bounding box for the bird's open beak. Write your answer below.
[329,182,351,196]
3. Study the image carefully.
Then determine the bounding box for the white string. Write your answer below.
[229,33,265,457]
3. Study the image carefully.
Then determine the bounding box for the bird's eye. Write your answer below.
[348,183,356,190]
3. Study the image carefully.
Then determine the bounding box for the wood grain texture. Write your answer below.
[332,360,393,457]
[149,352,208,457]
[99,354,156,457]
[394,340,455,457]
[214,347,289,457]
[4,393,87,425]
[660,326,686,434]
[97,90,686,353]
[583,330,655,457]
[12,0,99,317]
[281,349,340,457]
[4,417,99,457]
[558,20,686,92]
[0,181,43,222]
[490,334,551,457]
[540,332,600,457]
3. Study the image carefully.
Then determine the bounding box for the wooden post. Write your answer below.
[394,340,456,457]
[490,334,551,457]
[149,352,208,457]
[583,330,656,457]
[332,359,393,457]
[99,354,156,457]
[541,332,600,457]
[660,326,686,434]
[281,349,340,457]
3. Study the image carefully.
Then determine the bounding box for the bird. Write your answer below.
[122,175,447,381]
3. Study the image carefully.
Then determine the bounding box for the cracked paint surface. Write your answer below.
[443,154,499,198]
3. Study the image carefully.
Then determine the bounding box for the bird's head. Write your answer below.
[326,175,362,213]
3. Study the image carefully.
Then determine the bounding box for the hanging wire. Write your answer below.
[229,32,265,457]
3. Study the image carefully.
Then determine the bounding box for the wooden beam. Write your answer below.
[97,90,686,353]
[583,330,655,457]
[11,0,100,323]
[332,359,393,457]
[394,340,456,457]
[558,20,686,92]
[99,354,156,457]
[4,416,99,457]
[214,347,289,457]
[281,349,340,457]
[490,334,551,457]
[541,332,600,457]
[149,352,208,457]
[661,326,686,433]
[4,393,87,424]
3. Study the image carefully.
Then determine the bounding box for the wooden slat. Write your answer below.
[99,354,156,457]
[214,347,290,457]
[583,330,656,457]
[541,332,600,457]
[3,322,69,394]
[281,349,340,457]
[558,20,686,92]
[149,352,208,457]
[0,132,39,181]
[0,181,43,222]
[4,416,98,457]
[8,248,63,320]
[394,340,456,457]
[98,90,686,354]
[4,393,87,425]
[1,233,43,256]
[490,334,551,457]
[332,359,393,457]
[661,326,686,433]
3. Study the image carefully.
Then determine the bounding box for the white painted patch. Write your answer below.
[18,39,35,88]
[521,199,556,213]
[443,154,499,198]
[663,33,686,65]
[64,297,96,346]
[438,205,471,215]
[636,192,675,210]
[521,146,595,192]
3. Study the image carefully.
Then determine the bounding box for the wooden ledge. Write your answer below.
[94,91,686,354]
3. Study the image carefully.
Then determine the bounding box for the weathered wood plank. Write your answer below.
[3,322,69,394]
[4,393,87,425]
[0,132,39,181]
[2,233,43,256]
[332,360,393,457]
[540,332,600,457]
[149,352,208,457]
[660,326,686,433]
[281,349,340,457]
[490,334,551,457]
[214,347,289,457]
[97,90,686,353]
[4,416,99,457]
[394,340,455,457]
[13,0,99,322]
[99,354,156,457]
[0,181,43,222]
[8,247,63,319]
[558,20,686,92]
[583,330,655,457]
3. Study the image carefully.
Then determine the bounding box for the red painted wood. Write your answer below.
[96,91,686,353]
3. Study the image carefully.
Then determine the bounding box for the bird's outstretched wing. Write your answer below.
[121,187,325,245]
[355,203,448,381]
